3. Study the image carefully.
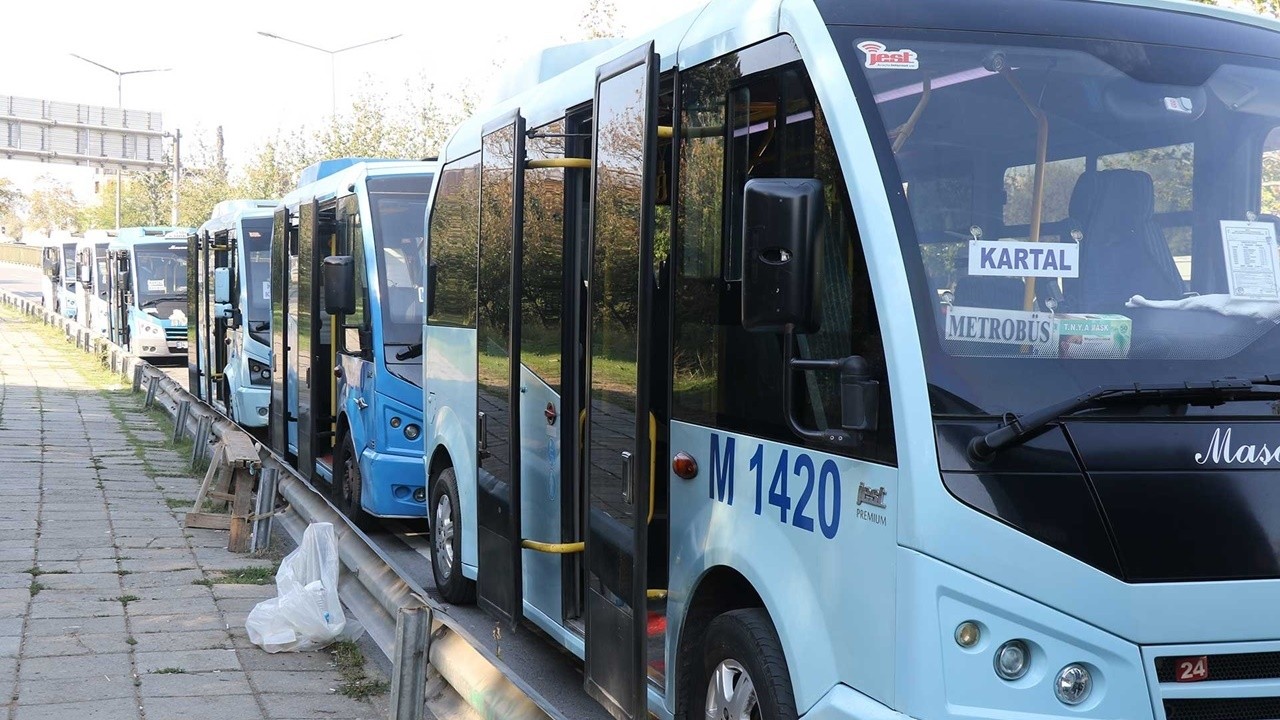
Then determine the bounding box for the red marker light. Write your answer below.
[672,452,698,480]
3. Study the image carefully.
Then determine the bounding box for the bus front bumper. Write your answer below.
[232,385,269,428]
[359,448,426,518]
[802,684,910,720]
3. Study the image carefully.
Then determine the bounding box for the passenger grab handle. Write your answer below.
[621,451,634,504]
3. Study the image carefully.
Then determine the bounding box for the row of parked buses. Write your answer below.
[191,1,1280,719]
[40,228,192,361]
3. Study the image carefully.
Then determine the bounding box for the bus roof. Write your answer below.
[199,199,278,236]
[438,0,1280,164]
[281,159,437,209]
[108,227,193,251]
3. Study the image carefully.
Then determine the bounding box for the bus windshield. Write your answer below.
[837,26,1280,417]
[61,244,76,290]
[241,218,272,343]
[368,174,432,349]
[134,244,188,318]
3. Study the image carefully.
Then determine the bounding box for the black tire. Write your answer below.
[430,467,475,605]
[691,608,796,720]
[332,432,373,528]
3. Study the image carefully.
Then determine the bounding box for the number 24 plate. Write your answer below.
[1175,656,1209,682]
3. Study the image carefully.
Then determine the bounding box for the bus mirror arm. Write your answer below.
[426,261,438,317]
[782,328,879,447]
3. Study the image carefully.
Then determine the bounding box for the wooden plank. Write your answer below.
[184,512,232,530]
[228,469,254,553]
[189,444,226,514]
[207,492,236,502]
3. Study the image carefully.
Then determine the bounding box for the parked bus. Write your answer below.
[419,1,1280,719]
[74,230,115,335]
[269,158,436,523]
[39,232,79,320]
[105,227,192,360]
[188,200,278,427]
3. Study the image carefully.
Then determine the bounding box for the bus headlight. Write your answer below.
[248,358,271,386]
[403,424,420,441]
[139,321,165,338]
[1055,664,1092,705]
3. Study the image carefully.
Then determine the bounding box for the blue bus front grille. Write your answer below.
[165,327,185,342]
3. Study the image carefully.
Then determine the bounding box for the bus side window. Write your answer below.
[672,54,896,464]
[427,153,480,329]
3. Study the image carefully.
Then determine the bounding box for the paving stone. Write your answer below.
[15,674,136,704]
[13,697,140,720]
[25,614,127,636]
[23,632,133,657]
[260,692,380,719]
[142,693,263,720]
[139,669,253,698]
[19,652,133,681]
[136,648,241,673]
[130,629,232,653]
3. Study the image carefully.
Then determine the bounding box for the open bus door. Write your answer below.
[110,249,132,350]
[582,42,658,720]
[188,231,203,397]
[475,111,527,627]
[269,206,295,459]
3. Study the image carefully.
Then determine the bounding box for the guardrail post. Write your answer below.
[191,416,212,469]
[173,401,191,442]
[132,365,144,392]
[390,605,429,720]
[144,375,159,409]
[250,467,278,554]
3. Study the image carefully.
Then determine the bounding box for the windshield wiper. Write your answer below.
[969,378,1280,461]
[249,321,269,332]
[140,294,185,308]
[393,343,423,361]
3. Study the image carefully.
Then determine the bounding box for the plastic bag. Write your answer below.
[245,522,362,653]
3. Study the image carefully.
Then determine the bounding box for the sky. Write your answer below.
[0,0,694,202]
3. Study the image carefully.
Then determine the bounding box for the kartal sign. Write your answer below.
[968,239,1080,278]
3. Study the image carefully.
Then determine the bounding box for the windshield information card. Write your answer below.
[1220,220,1280,301]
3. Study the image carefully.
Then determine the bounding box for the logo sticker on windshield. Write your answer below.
[858,41,919,70]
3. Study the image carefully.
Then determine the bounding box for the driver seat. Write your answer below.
[1065,169,1185,312]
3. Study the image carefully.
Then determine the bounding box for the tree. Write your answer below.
[578,0,624,40]
[24,177,78,234]
[1189,0,1279,17]
[0,179,24,236]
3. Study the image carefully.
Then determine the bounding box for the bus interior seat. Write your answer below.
[1065,169,1185,311]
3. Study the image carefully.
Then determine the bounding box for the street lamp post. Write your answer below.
[256,31,403,116]
[69,54,171,230]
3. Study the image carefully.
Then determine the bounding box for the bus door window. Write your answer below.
[316,203,339,465]
[672,50,896,463]
[337,200,370,359]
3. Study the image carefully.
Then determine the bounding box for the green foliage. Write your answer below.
[1189,0,1279,16]
[24,177,79,234]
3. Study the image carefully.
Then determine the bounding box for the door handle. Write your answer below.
[621,451,634,504]
[355,397,367,410]
[477,411,488,451]
[305,367,311,388]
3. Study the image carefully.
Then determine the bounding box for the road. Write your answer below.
[0,263,187,389]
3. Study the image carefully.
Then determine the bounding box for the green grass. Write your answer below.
[331,641,390,700]
[28,581,45,597]
[164,498,192,509]
[25,567,69,577]
[113,595,140,606]
[202,566,276,585]
[150,667,185,675]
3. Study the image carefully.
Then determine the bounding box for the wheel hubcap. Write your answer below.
[434,494,454,579]
[705,659,759,720]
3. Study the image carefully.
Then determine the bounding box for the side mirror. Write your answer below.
[213,267,231,304]
[323,255,356,315]
[741,178,825,333]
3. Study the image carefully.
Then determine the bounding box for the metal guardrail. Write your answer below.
[0,244,41,267]
[0,290,561,720]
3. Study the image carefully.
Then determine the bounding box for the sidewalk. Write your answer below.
[0,310,390,720]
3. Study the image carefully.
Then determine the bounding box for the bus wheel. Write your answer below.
[333,433,371,528]
[695,609,796,720]
[430,468,475,604]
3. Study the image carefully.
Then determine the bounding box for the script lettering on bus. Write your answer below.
[1194,427,1280,466]
[708,433,842,539]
